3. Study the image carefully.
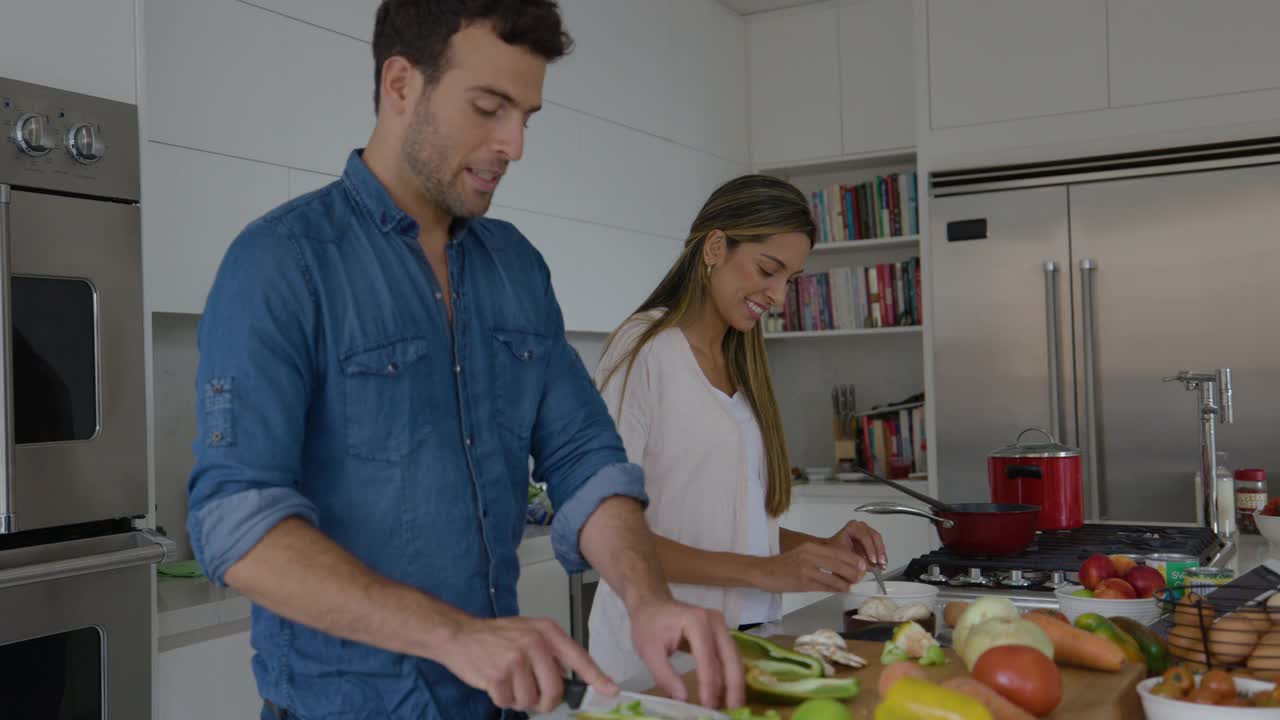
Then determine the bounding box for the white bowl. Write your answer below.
[804,466,833,482]
[844,580,940,616]
[1256,511,1280,546]
[1138,675,1277,719]
[1054,584,1162,626]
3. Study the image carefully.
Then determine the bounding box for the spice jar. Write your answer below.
[1235,468,1267,534]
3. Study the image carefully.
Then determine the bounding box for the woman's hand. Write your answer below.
[752,542,868,593]
[826,520,887,569]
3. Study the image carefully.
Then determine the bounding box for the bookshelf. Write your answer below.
[765,326,921,340]
[761,151,926,479]
[811,235,919,254]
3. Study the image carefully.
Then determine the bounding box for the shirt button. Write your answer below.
[211,383,224,394]
[386,362,399,374]
[210,431,224,442]
[434,291,442,300]
[453,364,461,374]
[489,587,496,596]
[464,437,472,447]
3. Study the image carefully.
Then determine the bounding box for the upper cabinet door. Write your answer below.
[748,5,842,167]
[0,0,137,104]
[1109,0,1280,107]
[927,0,1108,129]
[839,0,915,156]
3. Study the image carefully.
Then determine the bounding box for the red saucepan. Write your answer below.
[852,467,1041,556]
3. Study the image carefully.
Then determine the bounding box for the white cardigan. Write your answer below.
[586,310,781,681]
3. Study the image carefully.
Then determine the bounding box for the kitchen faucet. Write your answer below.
[1163,369,1234,541]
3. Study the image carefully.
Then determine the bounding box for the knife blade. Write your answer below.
[563,678,730,720]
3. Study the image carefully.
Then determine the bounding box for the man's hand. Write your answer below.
[440,615,618,713]
[752,542,868,593]
[827,519,887,569]
[629,599,744,710]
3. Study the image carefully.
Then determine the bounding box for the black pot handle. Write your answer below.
[1005,464,1044,480]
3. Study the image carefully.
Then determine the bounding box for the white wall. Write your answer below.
[0,0,138,103]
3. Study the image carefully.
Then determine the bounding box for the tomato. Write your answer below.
[1162,666,1194,692]
[1200,669,1236,700]
[1149,682,1185,699]
[971,644,1063,716]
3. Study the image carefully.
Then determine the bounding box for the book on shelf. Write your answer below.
[763,257,922,334]
[810,171,918,245]
[857,402,927,479]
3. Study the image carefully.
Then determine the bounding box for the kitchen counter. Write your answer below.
[157,523,557,650]
[789,478,929,505]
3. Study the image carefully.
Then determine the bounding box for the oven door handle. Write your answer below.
[0,530,174,590]
[0,185,13,533]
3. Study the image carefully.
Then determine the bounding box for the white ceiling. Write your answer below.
[717,0,826,15]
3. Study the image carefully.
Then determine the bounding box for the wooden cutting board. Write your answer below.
[649,636,1146,719]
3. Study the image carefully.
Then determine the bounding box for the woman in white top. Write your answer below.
[588,174,888,681]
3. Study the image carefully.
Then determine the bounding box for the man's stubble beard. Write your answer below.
[402,97,489,219]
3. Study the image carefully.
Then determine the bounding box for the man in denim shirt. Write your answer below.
[186,2,742,718]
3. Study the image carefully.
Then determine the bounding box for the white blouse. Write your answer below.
[586,310,781,681]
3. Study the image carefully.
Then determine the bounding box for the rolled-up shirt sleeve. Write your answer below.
[186,219,320,585]
[525,251,648,574]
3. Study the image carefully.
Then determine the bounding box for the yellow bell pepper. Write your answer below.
[874,678,993,720]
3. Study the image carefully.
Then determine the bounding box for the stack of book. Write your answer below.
[764,258,921,333]
[810,172,919,244]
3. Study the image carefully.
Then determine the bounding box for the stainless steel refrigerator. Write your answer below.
[929,144,1280,523]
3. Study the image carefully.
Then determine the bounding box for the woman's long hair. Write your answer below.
[600,174,816,517]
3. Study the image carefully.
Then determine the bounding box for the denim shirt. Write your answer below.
[187,150,647,720]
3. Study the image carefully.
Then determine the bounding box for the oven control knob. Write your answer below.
[13,113,54,156]
[65,123,105,164]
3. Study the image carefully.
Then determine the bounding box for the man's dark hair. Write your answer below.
[371,0,574,111]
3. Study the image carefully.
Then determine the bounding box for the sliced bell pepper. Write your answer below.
[730,630,824,680]
[874,678,994,720]
[744,667,860,705]
[1074,613,1146,666]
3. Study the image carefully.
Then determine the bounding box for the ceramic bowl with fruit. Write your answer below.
[1054,553,1165,625]
[1139,667,1278,718]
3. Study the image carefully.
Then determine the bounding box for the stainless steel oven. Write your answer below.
[0,75,169,719]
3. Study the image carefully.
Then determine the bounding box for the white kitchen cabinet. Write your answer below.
[779,494,933,615]
[517,558,572,635]
[839,0,915,156]
[155,630,261,720]
[748,5,842,167]
[0,0,137,103]
[239,0,381,42]
[1109,0,1280,108]
[144,0,371,176]
[926,0,1108,129]
[142,142,290,315]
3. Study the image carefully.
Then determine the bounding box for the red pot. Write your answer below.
[988,428,1083,530]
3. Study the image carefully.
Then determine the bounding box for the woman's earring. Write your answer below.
[705,262,713,278]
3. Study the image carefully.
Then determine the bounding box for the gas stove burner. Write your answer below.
[996,569,1039,588]
[1046,570,1071,590]
[919,564,948,584]
[949,568,995,587]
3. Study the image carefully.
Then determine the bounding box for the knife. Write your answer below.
[562,677,731,720]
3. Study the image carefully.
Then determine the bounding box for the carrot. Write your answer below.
[944,601,971,628]
[942,677,1037,720]
[1025,612,1125,672]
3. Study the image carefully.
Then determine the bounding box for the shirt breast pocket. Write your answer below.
[341,338,433,462]
[491,329,551,442]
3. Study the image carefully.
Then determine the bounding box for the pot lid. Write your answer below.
[990,428,1080,458]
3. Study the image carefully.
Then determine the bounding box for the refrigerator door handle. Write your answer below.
[0,186,14,533]
[1043,261,1063,442]
[1080,258,1102,520]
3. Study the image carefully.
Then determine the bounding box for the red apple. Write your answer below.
[1110,554,1138,576]
[1094,577,1137,599]
[1124,565,1167,599]
[1079,553,1118,590]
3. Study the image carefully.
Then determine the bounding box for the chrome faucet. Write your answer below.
[1163,369,1233,540]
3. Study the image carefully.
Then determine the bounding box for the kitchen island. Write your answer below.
[533,532,1279,718]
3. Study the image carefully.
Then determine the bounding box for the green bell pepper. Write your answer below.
[730,630,824,680]
[744,667,860,705]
